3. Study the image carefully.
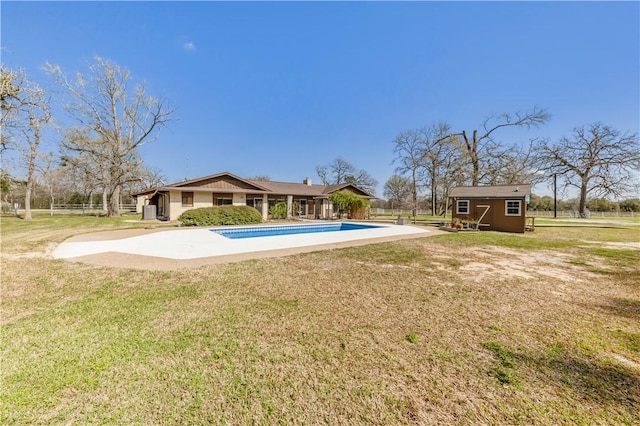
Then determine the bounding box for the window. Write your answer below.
[505,200,522,216]
[456,200,469,214]
[212,193,232,206]
[181,191,194,207]
[215,197,232,206]
[296,199,307,216]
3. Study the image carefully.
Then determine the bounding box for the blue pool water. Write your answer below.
[211,222,382,239]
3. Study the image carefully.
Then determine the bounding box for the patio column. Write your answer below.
[286,195,293,220]
[262,194,268,221]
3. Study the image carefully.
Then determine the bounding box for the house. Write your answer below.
[133,172,376,221]
[449,184,532,233]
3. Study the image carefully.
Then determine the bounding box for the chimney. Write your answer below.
[303,178,312,186]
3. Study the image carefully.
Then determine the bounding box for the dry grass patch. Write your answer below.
[2,217,639,424]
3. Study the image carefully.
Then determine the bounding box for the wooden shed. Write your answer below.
[449,184,532,233]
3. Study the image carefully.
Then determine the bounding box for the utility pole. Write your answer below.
[553,173,557,219]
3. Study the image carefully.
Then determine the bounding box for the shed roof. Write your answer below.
[449,184,531,199]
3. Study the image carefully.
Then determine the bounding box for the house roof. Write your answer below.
[246,180,375,198]
[170,171,271,191]
[133,172,376,199]
[449,184,532,199]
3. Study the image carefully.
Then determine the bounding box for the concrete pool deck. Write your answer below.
[52,222,440,270]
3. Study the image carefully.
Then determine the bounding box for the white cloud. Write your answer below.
[183,42,196,51]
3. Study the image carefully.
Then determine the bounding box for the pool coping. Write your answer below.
[54,222,443,270]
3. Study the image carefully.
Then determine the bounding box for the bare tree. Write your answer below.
[21,89,51,220]
[483,140,541,185]
[37,153,65,210]
[419,123,466,215]
[344,169,378,194]
[137,165,168,190]
[0,67,52,220]
[393,124,466,217]
[1,66,26,153]
[436,146,467,216]
[316,157,354,185]
[457,107,550,186]
[315,157,378,194]
[392,130,424,218]
[0,168,16,211]
[60,133,110,210]
[383,175,412,209]
[534,123,640,217]
[249,175,271,182]
[315,164,330,185]
[45,57,173,216]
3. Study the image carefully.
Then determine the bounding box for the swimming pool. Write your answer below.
[211,222,382,239]
[53,222,431,263]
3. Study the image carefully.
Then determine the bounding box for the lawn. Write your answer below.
[1,214,639,424]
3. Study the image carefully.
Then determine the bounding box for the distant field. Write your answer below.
[1,214,639,424]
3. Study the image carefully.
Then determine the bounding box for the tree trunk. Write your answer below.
[462,130,480,186]
[108,185,121,216]
[470,146,480,186]
[430,174,437,216]
[24,181,33,220]
[24,126,40,221]
[411,171,418,222]
[579,178,589,218]
[49,188,55,213]
[102,189,108,212]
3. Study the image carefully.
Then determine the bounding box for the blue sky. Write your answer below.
[3,1,639,198]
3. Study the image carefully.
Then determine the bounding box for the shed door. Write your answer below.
[476,205,491,227]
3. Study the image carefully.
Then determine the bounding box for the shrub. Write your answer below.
[269,202,287,219]
[329,190,370,219]
[179,205,263,226]
[268,201,303,219]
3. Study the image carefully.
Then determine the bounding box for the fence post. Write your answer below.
[82,203,85,216]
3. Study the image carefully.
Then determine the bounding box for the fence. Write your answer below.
[371,207,637,219]
[49,203,137,215]
[370,208,432,216]
[527,210,637,218]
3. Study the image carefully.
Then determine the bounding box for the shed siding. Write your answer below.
[452,198,527,233]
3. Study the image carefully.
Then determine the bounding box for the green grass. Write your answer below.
[406,333,419,344]
[484,341,518,385]
[1,214,639,424]
[434,225,639,250]
[0,212,166,252]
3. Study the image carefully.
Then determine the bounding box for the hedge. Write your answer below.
[178,205,263,226]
